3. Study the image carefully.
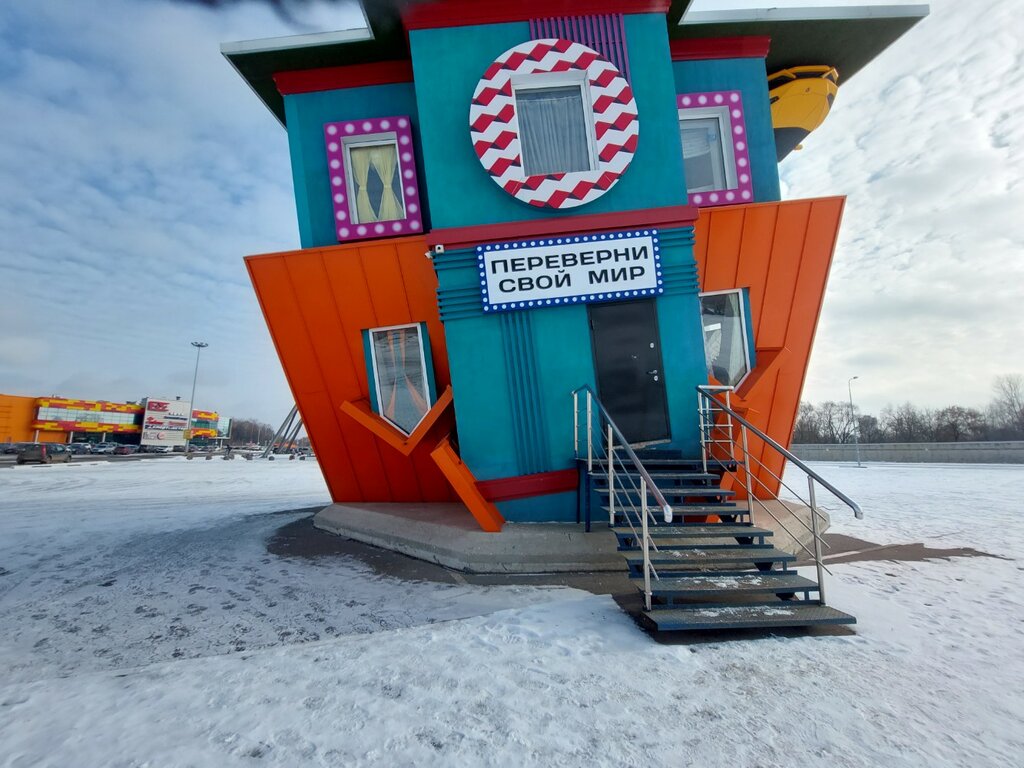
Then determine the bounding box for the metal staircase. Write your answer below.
[573,385,860,634]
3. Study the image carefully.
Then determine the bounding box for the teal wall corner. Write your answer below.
[282,82,427,248]
[497,490,578,523]
[409,13,687,231]
[671,58,781,202]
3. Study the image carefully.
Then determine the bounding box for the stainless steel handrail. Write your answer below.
[697,386,862,519]
[697,385,864,605]
[573,386,674,523]
[573,385,673,612]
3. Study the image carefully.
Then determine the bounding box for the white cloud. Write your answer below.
[0,0,362,423]
[0,0,1020,426]
[781,0,1024,413]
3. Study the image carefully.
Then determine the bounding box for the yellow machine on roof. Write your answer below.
[769,66,839,161]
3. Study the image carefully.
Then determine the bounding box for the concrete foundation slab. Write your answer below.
[313,502,623,573]
[312,500,829,574]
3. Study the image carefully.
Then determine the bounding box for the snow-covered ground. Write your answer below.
[1,459,1022,767]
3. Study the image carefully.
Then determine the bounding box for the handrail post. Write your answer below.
[641,477,651,611]
[573,390,579,460]
[586,391,593,473]
[740,425,755,524]
[698,390,708,474]
[808,477,826,605]
[607,424,615,527]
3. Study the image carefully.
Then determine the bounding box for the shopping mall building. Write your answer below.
[0,393,228,446]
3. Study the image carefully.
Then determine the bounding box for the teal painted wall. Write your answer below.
[282,83,427,248]
[408,14,688,230]
[434,225,705,523]
[672,58,781,202]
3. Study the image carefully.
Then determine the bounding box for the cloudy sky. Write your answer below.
[0,0,1020,423]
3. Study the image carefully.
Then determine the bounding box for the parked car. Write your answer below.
[67,443,93,454]
[112,445,138,455]
[2,442,26,454]
[91,443,117,454]
[16,443,72,465]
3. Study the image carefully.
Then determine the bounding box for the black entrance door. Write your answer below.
[588,299,670,445]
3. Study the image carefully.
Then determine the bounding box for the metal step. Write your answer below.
[625,541,775,554]
[642,604,856,632]
[592,471,718,482]
[624,547,795,570]
[597,487,735,498]
[633,572,818,599]
[612,524,772,539]
[607,503,743,516]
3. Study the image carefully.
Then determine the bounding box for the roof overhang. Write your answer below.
[220,1,405,126]
[669,3,929,80]
[223,1,929,126]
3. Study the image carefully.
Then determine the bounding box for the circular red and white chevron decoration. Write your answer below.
[469,38,639,209]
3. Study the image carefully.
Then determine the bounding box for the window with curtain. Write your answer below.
[514,84,593,176]
[680,109,739,193]
[681,115,729,192]
[345,139,405,224]
[369,325,430,435]
[700,290,752,386]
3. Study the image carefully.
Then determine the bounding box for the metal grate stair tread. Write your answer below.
[606,504,745,516]
[612,524,772,538]
[642,604,856,631]
[633,572,818,597]
[597,487,736,497]
[624,547,796,567]
[592,471,719,482]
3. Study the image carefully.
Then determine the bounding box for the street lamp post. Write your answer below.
[847,375,862,467]
[186,341,208,451]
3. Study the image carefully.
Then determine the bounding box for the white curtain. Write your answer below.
[517,86,591,176]
[681,117,725,191]
[368,144,403,222]
[350,146,376,223]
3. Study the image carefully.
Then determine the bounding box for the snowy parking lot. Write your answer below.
[1,458,1021,767]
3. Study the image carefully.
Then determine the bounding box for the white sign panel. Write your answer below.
[141,397,191,446]
[477,229,662,313]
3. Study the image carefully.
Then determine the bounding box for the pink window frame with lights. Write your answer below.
[323,115,423,242]
[677,91,753,207]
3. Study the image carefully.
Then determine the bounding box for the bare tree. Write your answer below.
[880,403,934,442]
[818,400,856,444]
[933,406,986,442]
[792,402,822,443]
[990,374,1024,433]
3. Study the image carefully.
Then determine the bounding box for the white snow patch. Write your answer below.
[0,461,1021,766]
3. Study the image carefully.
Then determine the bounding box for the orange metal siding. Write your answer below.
[246,236,457,504]
[694,197,845,496]
[0,394,47,442]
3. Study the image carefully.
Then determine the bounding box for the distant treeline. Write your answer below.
[794,374,1024,444]
[228,418,308,448]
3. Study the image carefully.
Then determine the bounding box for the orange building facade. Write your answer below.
[0,393,223,445]
[227,0,923,529]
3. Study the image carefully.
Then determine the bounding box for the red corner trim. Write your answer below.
[476,469,579,503]
[670,36,771,61]
[403,0,671,31]
[273,60,414,96]
[427,205,698,250]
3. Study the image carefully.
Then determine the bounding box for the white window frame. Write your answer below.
[699,288,753,388]
[679,106,739,193]
[511,70,600,176]
[342,132,406,225]
[367,322,431,436]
